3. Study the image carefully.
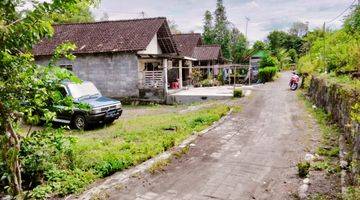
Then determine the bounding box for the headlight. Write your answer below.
[115,103,122,109]
[90,107,102,114]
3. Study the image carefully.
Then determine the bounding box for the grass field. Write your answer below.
[29,103,231,198]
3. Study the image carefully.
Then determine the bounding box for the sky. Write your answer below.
[92,0,355,42]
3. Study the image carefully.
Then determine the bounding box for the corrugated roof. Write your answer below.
[193,45,222,61]
[172,33,202,57]
[33,17,178,56]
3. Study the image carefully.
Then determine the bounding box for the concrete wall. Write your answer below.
[36,53,139,99]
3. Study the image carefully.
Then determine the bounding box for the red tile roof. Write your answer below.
[172,33,202,57]
[33,17,178,56]
[193,45,222,61]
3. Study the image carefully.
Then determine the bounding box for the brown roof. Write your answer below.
[193,45,222,61]
[172,33,202,57]
[33,17,178,56]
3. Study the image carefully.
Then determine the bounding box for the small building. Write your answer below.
[33,17,192,101]
[172,33,225,79]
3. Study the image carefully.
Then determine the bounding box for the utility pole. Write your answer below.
[245,17,251,85]
[323,22,327,73]
[140,11,145,18]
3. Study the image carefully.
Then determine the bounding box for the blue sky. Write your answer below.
[92,0,355,42]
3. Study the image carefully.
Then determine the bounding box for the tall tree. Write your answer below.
[289,21,309,37]
[213,0,231,59]
[203,10,214,44]
[230,28,248,63]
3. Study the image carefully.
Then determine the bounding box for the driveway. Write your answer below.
[105,72,313,200]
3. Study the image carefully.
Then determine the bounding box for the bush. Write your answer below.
[258,67,278,82]
[233,89,243,98]
[199,78,220,87]
[297,161,310,178]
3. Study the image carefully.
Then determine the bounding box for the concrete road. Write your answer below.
[106,72,310,200]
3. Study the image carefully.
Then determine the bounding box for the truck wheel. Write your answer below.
[72,114,87,130]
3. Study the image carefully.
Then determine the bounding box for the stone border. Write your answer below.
[67,108,233,200]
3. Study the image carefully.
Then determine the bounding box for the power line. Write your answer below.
[326,0,357,24]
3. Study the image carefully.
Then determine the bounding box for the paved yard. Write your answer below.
[94,72,315,200]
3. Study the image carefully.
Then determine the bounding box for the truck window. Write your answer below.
[59,87,68,97]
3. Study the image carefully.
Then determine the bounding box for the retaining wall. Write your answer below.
[308,76,360,185]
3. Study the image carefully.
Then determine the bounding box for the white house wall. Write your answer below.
[138,34,162,55]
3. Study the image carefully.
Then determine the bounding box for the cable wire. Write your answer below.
[326,0,357,24]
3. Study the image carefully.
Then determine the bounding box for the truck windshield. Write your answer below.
[67,82,101,99]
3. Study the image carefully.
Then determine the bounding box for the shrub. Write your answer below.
[297,161,310,178]
[258,67,278,82]
[199,78,220,87]
[233,89,243,98]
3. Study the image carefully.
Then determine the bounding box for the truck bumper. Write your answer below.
[86,109,123,124]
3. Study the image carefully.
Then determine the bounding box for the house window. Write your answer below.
[60,64,73,71]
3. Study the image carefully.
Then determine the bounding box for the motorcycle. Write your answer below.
[289,74,300,91]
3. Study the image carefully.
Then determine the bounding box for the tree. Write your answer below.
[276,49,291,70]
[203,10,214,44]
[213,0,231,59]
[267,30,304,56]
[51,1,98,23]
[168,19,181,34]
[289,21,309,37]
[0,0,90,196]
[230,28,248,63]
[252,40,267,52]
[345,4,360,35]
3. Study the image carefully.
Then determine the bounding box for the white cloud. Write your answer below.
[92,0,355,42]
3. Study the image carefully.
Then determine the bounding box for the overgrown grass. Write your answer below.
[298,92,341,175]
[32,104,230,197]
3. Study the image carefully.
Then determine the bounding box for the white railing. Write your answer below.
[143,71,164,88]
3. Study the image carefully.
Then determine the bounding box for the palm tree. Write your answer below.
[276,49,292,70]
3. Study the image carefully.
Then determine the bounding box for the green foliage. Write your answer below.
[0,0,92,196]
[252,41,267,52]
[344,186,360,200]
[259,54,277,68]
[200,78,219,87]
[298,5,360,76]
[51,1,98,24]
[201,0,249,61]
[217,69,225,85]
[258,67,278,82]
[297,161,310,178]
[345,5,360,35]
[203,10,214,44]
[233,89,243,98]
[267,30,304,56]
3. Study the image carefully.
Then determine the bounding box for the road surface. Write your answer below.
[106,72,312,200]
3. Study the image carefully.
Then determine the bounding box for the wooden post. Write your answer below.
[179,60,183,88]
[163,58,168,95]
[189,61,193,85]
[233,66,237,90]
[248,57,251,85]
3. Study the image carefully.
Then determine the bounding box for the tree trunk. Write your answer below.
[0,102,22,195]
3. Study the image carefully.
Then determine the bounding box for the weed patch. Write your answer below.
[297,161,310,178]
[148,159,170,174]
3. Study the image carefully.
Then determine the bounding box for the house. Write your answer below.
[172,33,225,80]
[33,17,192,101]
